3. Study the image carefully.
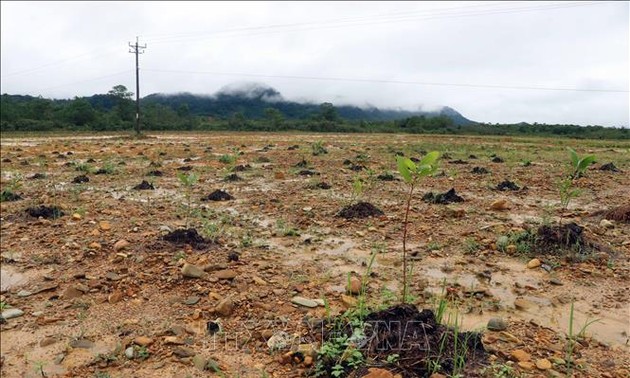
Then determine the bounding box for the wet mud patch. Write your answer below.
[162,228,208,250]
[423,188,464,204]
[316,304,485,377]
[337,202,384,219]
[202,189,234,201]
[26,205,64,219]
[133,180,155,190]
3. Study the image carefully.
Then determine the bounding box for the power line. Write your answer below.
[145,1,605,45]
[129,37,147,135]
[142,68,629,94]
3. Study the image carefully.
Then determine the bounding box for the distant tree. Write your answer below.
[264,107,284,129]
[63,98,96,126]
[318,102,338,122]
[107,85,134,124]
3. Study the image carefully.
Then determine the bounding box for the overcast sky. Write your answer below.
[1,1,628,126]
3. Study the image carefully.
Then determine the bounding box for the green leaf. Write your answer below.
[396,156,412,183]
[567,147,579,168]
[419,151,440,167]
[577,155,596,173]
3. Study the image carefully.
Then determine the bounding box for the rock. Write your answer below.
[518,361,536,370]
[105,272,122,281]
[125,346,135,359]
[527,258,542,269]
[487,317,508,331]
[215,269,237,280]
[510,349,531,362]
[184,296,200,306]
[108,290,124,304]
[304,355,313,367]
[134,336,154,346]
[99,221,111,231]
[173,346,196,358]
[40,336,57,347]
[362,368,402,378]
[163,336,185,345]
[536,358,552,370]
[429,374,447,378]
[347,277,362,295]
[291,296,318,308]
[70,338,95,349]
[62,286,84,300]
[549,277,564,286]
[600,219,614,229]
[88,242,101,250]
[341,294,358,308]
[1,308,24,320]
[215,298,234,317]
[17,290,33,297]
[514,298,535,310]
[267,331,293,351]
[113,239,130,251]
[193,355,210,371]
[293,343,318,359]
[490,199,509,211]
[181,263,205,278]
[72,213,82,220]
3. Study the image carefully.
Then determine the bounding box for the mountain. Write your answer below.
[141,83,476,126]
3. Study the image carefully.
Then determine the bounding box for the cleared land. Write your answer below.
[0,132,628,378]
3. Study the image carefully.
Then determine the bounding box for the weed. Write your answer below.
[566,301,600,375]
[219,154,236,165]
[396,151,440,303]
[463,238,480,254]
[94,372,111,378]
[177,171,198,228]
[75,162,93,173]
[135,345,150,360]
[311,140,328,156]
[0,301,8,311]
[427,241,442,251]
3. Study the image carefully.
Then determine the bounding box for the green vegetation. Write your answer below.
[177,171,198,228]
[396,151,440,303]
[2,88,627,139]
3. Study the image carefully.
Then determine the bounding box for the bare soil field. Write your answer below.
[1,132,628,378]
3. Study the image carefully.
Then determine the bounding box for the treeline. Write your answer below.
[1,86,628,139]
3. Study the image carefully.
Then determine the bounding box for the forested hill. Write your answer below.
[142,85,476,126]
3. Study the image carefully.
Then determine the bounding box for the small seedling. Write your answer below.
[177,171,198,228]
[396,151,440,303]
[567,147,596,179]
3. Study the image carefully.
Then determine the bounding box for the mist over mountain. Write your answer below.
[142,83,476,126]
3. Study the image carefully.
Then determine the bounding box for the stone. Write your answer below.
[113,239,130,252]
[341,294,358,308]
[490,199,509,211]
[514,298,535,310]
[536,358,552,370]
[510,349,531,362]
[304,355,313,367]
[108,290,124,304]
[347,277,362,295]
[125,346,135,359]
[527,258,541,269]
[88,242,101,250]
[267,331,293,351]
[193,355,208,371]
[487,317,508,331]
[291,296,318,308]
[99,221,111,231]
[62,286,84,300]
[184,296,200,306]
[40,336,57,347]
[17,290,33,297]
[215,269,237,280]
[173,346,196,358]
[1,308,24,320]
[134,336,154,346]
[215,298,234,317]
[163,336,184,345]
[600,219,614,229]
[362,368,400,378]
[72,213,82,220]
[294,343,317,359]
[70,338,95,349]
[518,361,536,370]
[181,263,205,278]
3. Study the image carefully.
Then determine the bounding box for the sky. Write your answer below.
[1,1,628,127]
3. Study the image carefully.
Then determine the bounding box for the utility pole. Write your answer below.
[129,37,146,135]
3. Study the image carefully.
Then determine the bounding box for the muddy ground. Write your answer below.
[0,132,628,378]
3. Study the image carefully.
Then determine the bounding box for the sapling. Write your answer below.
[396,151,440,303]
[567,147,596,179]
[177,171,198,229]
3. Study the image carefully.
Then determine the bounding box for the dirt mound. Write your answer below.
[377,173,396,181]
[28,173,47,180]
[177,166,193,171]
[224,173,242,182]
[317,304,485,377]
[294,159,309,168]
[1,190,22,202]
[449,159,468,164]
[202,189,234,201]
[536,222,586,253]
[337,202,384,219]
[599,162,620,172]
[133,180,155,190]
[314,182,331,189]
[163,228,208,250]
[491,156,504,163]
[298,169,319,176]
[26,205,64,219]
[496,180,520,191]
[602,204,630,223]
[471,167,489,174]
[349,164,366,171]
[423,188,464,204]
[72,175,89,184]
[233,164,251,172]
[147,170,163,177]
